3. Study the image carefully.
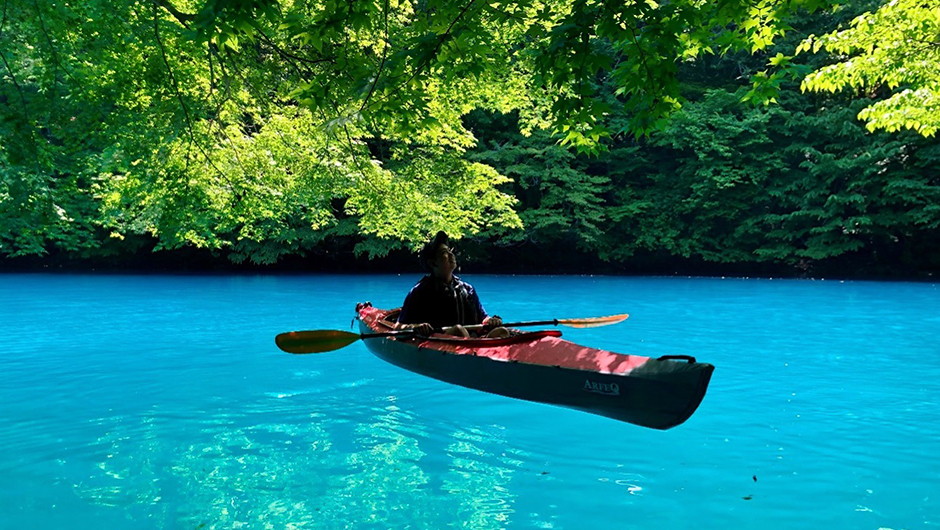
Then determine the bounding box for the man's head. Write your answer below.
[421,231,457,278]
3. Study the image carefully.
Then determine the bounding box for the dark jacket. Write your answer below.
[397,275,488,328]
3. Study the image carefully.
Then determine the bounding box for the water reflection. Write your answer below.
[4,274,939,530]
[442,426,519,530]
[70,394,533,529]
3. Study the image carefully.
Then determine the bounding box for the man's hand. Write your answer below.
[483,315,502,329]
[411,322,434,335]
[397,322,434,335]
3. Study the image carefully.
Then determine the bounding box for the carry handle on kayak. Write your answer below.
[657,354,697,363]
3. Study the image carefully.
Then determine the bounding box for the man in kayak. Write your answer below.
[396,231,506,337]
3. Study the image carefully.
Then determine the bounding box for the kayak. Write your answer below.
[355,302,714,430]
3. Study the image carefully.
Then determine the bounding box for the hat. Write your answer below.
[420,231,449,271]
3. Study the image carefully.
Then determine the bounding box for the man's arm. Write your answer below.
[397,286,434,335]
[468,285,502,328]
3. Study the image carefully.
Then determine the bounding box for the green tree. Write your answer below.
[8,0,938,274]
[460,1,940,276]
[1,0,524,262]
[467,120,609,252]
[797,0,940,136]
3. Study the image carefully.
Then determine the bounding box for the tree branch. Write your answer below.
[153,2,224,177]
[0,0,29,124]
[366,0,479,112]
[152,0,194,28]
[626,23,656,98]
[0,49,29,124]
[31,0,61,121]
[359,0,390,112]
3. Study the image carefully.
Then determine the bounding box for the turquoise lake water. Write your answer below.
[1,273,938,529]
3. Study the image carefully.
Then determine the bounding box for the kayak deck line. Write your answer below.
[411,329,563,348]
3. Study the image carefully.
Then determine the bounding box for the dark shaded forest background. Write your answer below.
[2,3,938,278]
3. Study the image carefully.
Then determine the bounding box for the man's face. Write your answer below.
[430,245,457,276]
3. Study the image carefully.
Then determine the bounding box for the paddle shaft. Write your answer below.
[461,319,559,332]
[357,331,414,339]
[381,315,627,336]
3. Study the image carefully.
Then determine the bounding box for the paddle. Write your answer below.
[470,313,630,330]
[275,329,413,354]
[275,313,628,354]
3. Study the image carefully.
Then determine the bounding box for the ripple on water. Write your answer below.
[3,275,940,530]
[50,393,535,530]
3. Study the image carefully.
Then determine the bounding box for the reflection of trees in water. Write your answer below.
[328,401,435,528]
[75,404,341,528]
[73,413,165,515]
[168,415,340,529]
[71,399,523,529]
[441,426,521,530]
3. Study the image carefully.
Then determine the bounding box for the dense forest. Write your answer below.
[2,0,938,277]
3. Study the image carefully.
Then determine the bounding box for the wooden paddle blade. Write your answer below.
[557,313,629,328]
[275,330,361,354]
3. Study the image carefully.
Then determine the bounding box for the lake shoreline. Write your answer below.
[2,250,936,283]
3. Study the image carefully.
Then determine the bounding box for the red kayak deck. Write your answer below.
[362,306,654,374]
